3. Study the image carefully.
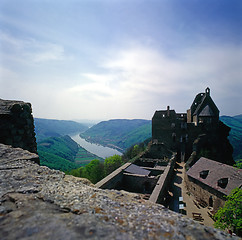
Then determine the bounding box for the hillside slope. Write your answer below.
[80,119,152,151]
[35,118,88,142]
[38,135,101,171]
[220,115,242,160]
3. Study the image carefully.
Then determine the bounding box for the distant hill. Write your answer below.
[233,114,242,121]
[34,118,88,142]
[80,119,152,151]
[220,115,242,161]
[38,135,101,171]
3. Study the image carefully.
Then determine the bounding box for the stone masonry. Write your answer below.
[0,143,238,240]
[0,99,37,154]
[0,97,239,239]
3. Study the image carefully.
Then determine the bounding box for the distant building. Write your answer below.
[185,157,242,211]
[152,87,234,165]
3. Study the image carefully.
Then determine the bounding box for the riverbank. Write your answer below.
[80,134,124,152]
[70,134,122,159]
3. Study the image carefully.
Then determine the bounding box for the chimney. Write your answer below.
[205,87,210,96]
[167,106,170,117]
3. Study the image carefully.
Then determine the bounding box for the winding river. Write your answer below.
[70,133,122,159]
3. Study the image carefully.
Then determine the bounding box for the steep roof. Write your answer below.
[187,157,242,196]
[190,88,219,118]
[198,105,215,117]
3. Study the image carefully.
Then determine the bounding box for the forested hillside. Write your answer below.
[38,135,102,171]
[80,119,152,151]
[220,115,242,161]
[34,118,88,142]
[34,115,242,172]
[80,116,242,160]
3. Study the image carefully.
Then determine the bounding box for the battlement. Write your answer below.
[0,98,37,155]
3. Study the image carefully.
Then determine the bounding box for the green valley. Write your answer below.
[80,119,152,151]
[35,115,242,173]
[37,135,102,172]
[35,118,88,142]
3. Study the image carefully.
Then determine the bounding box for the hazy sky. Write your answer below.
[0,0,241,120]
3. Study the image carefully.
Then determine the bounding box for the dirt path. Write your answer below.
[169,162,215,227]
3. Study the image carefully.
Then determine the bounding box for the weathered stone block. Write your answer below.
[0,99,37,153]
[0,144,238,239]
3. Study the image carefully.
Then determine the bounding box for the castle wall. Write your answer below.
[95,163,131,189]
[149,156,176,204]
[122,173,157,194]
[184,174,225,211]
[0,99,37,153]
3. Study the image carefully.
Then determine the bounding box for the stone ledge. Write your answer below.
[0,144,238,239]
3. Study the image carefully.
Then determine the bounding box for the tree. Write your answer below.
[81,159,104,184]
[104,155,123,176]
[214,187,242,236]
[234,159,242,169]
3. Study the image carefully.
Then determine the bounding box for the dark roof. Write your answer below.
[187,157,242,195]
[193,93,219,117]
[198,105,215,117]
[124,164,151,176]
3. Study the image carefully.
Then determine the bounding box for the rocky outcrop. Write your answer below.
[0,144,238,239]
[0,99,37,153]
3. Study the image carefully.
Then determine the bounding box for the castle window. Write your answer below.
[172,133,176,142]
[199,170,209,179]
[217,178,228,189]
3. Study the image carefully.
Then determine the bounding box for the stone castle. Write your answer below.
[96,88,240,216]
[0,96,240,239]
[151,87,234,166]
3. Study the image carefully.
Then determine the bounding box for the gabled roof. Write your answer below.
[192,89,219,117]
[198,105,215,117]
[124,164,151,176]
[187,157,242,196]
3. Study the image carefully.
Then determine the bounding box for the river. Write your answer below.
[70,134,122,159]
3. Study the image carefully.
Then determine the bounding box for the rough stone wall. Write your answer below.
[184,174,225,211]
[0,143,238,240]
[0,99,37,154]
[186,121,234,167]
[122,173,157,194]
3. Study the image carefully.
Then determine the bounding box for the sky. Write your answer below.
[0,0,241,121]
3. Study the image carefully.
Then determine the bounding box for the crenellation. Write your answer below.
[0,98,37,155]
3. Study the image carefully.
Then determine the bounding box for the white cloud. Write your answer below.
[1,34,241,119]
[62,42,241,118]
[0,32,65,64]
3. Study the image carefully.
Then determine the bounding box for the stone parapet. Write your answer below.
[0,144,238,239]
[0,99,37,153]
